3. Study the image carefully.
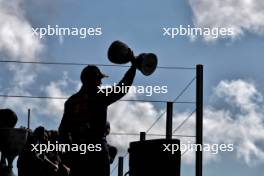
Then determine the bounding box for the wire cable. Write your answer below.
[172,109,196,134]
[0,60,196,70]
[110,132,195,138]
[145,76,196,133]
[111,78,197,175]
[171,76,196,103]
[0,94,194,104]
[181,149,189,157]
[145,110,166,134]
[110,76,197,175]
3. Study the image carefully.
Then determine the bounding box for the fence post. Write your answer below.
[166,102,173,140]
[140,132,146,141]
[27,109,31,129]
[118,157,124,176]
[196,64,203,176]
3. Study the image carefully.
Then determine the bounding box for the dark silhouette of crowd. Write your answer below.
[17,126,70,176]
[1,47,136,176]
[16,121,118,176]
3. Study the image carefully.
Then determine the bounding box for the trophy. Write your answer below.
[108,41,158,76]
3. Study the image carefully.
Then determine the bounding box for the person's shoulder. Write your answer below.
[66,91,86,104]
[65,92,79,104]
[69,92,80,99]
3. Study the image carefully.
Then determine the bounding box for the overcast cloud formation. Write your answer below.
[189,0,264,40]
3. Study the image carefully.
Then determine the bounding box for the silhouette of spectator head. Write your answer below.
[33,126,48,143]
[80,65,108,87]
[0,109,18,128]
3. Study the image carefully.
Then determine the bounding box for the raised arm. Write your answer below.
[103,62,136,105]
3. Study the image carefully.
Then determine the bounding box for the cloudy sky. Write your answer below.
[0,0,264,175]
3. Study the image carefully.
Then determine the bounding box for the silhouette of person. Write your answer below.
[18,126,69,176]
[58,50,136,176]
[0,109,18,174]
[18,126,48,176]
[0,109,18,128]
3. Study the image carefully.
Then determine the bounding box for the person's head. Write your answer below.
[80,65,108,87]
[34,126,48,143]
[0,108,18,128]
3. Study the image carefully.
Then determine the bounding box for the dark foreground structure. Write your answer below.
[129,139,181,176]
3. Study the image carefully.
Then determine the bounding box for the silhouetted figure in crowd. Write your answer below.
[47,130,71,176]
[0,109,18,128]
[17,126,70,176]
[59,49,136,176]
[0,109,18,175]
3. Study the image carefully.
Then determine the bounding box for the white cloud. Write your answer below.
[0,0,44,120]
[188,0,264,41]
[107,94,162,153]
[0,86,41,114]
[108,79,264,166]
[0,0,43,60]
[0,0,45,88]
[181,80,264,165]
[207,80,264,165]
[0,0,75,124]
[42,72,78,118]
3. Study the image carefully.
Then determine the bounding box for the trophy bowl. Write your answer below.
[108,40,132,64]
[108,40,158,76]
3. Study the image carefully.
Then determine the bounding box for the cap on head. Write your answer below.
[80,65,108,84]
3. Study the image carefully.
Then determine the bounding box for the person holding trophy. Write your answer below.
[58,41,157,176]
